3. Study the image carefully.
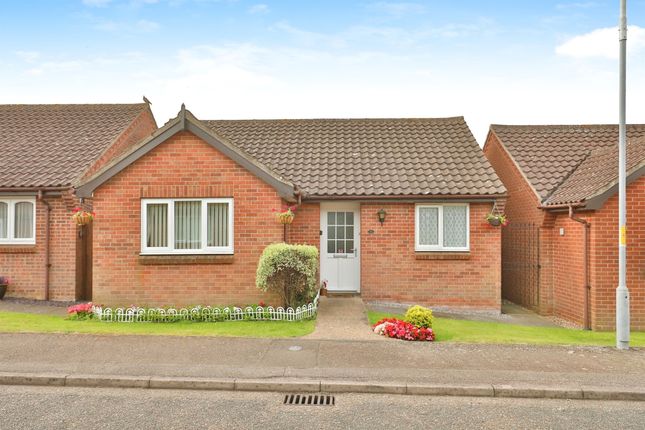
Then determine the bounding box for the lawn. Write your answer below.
[368,310,645,347]
[0,311,316,338]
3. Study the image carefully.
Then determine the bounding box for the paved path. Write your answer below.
[0,333,643,389]
[0,298,70,316]
[3,385,645,430]
[305,296,384,341]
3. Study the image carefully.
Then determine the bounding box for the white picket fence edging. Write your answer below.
[92,290,320,323]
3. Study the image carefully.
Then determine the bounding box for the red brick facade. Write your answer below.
[0,193,77,300]
[88,130,503,310]
[90,131,286,306]
[360,202,501,311]
[1,108,157,302]
[484,131,645,330]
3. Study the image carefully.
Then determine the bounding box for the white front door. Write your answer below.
[320,202,360,292]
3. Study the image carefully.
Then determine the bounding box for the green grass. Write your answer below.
[368,310,645,347]
[0,311,316,338]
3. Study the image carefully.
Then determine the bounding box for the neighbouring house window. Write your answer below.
[415,204,469,252]
[0,197,36,244]
[141,198,233,255]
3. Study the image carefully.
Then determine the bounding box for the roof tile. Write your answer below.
[0,104,149,188]
[206,117,505,197]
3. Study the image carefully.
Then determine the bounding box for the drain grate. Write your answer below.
[283,394,335,406]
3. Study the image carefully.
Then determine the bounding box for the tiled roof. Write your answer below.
[0,103,149,188]
[546,136,645,205]
[205,117,505,197]
[490,124,645,203]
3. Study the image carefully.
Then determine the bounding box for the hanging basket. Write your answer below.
[487,218,501,227]
[73,211,94,226]
[276,212,295,224]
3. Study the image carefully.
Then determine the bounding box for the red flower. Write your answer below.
[373,318,435,341]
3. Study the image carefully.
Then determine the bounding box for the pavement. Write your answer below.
[3,385,645,430]
[0,296,643,401]
[0,333,644,401]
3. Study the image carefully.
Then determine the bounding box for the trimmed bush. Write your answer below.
[404,305,433,329]
[256,243,319,308]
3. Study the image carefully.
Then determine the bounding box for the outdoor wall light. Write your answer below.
[377,208,387,225]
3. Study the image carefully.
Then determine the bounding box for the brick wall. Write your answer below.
[550,215,588,327]
[0,194,77,300]
[288,203,320,249]
[360,202,502,311]
[588,175,645,330]
[91,131,286,307]
[483,131,554,314]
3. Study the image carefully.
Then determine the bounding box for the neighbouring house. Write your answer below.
[484,124,645,330]
[76,105,506,310]
[0,103,157,301]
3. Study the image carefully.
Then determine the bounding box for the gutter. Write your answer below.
[37,190,52,301]
[568,205,591,330]
[0,186,69,193]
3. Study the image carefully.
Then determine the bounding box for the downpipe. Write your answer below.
[37,190,52,301]
[569,206,591,330]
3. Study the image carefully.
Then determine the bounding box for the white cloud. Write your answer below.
[15,51,40,63]
[556,25,645,59]
[248,4,269,14]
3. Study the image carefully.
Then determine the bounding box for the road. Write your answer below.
[1,385,644,429]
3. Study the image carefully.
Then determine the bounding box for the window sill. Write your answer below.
[138,254,235,265]
[0,245,37,254]
[415,252,470,260]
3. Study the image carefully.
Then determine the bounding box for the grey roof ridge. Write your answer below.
[205,116,466,123]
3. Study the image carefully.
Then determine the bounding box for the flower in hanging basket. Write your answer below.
[72,207,96,226]
[273,205,297,224]
[485,213,508,227]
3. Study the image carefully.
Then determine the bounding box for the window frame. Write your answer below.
[0,196,37,245]
[140,198,234,255]
[414,203,469,252]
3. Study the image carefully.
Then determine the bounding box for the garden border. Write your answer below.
[92,291,320,323]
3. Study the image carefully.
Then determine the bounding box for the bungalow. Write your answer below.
[484,124,645,330]
[75,105,506,310]
[0,103,157,301]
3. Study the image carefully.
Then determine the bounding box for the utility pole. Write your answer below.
[616,0,630,350]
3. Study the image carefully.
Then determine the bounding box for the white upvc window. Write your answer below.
[0,197,36,245]
[140,198,234,255]
[415,203,469,252]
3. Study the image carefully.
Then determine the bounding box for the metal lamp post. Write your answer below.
[616,0,630,350]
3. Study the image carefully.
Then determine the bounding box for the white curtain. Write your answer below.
[175,201,201,249]
[146,204,168,247]
[418,207,439,246]
[14,202,33,239]
[443,206,467,248]
[0,202,7,239]
[207,203,228,247]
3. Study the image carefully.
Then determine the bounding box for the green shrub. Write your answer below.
[404,305,433,328]
[256,243,319,308]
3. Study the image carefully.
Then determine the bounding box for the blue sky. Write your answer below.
[1,1,644,142]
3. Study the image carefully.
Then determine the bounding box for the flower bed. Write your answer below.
[92,291,320,323]
[372,317,435,341]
